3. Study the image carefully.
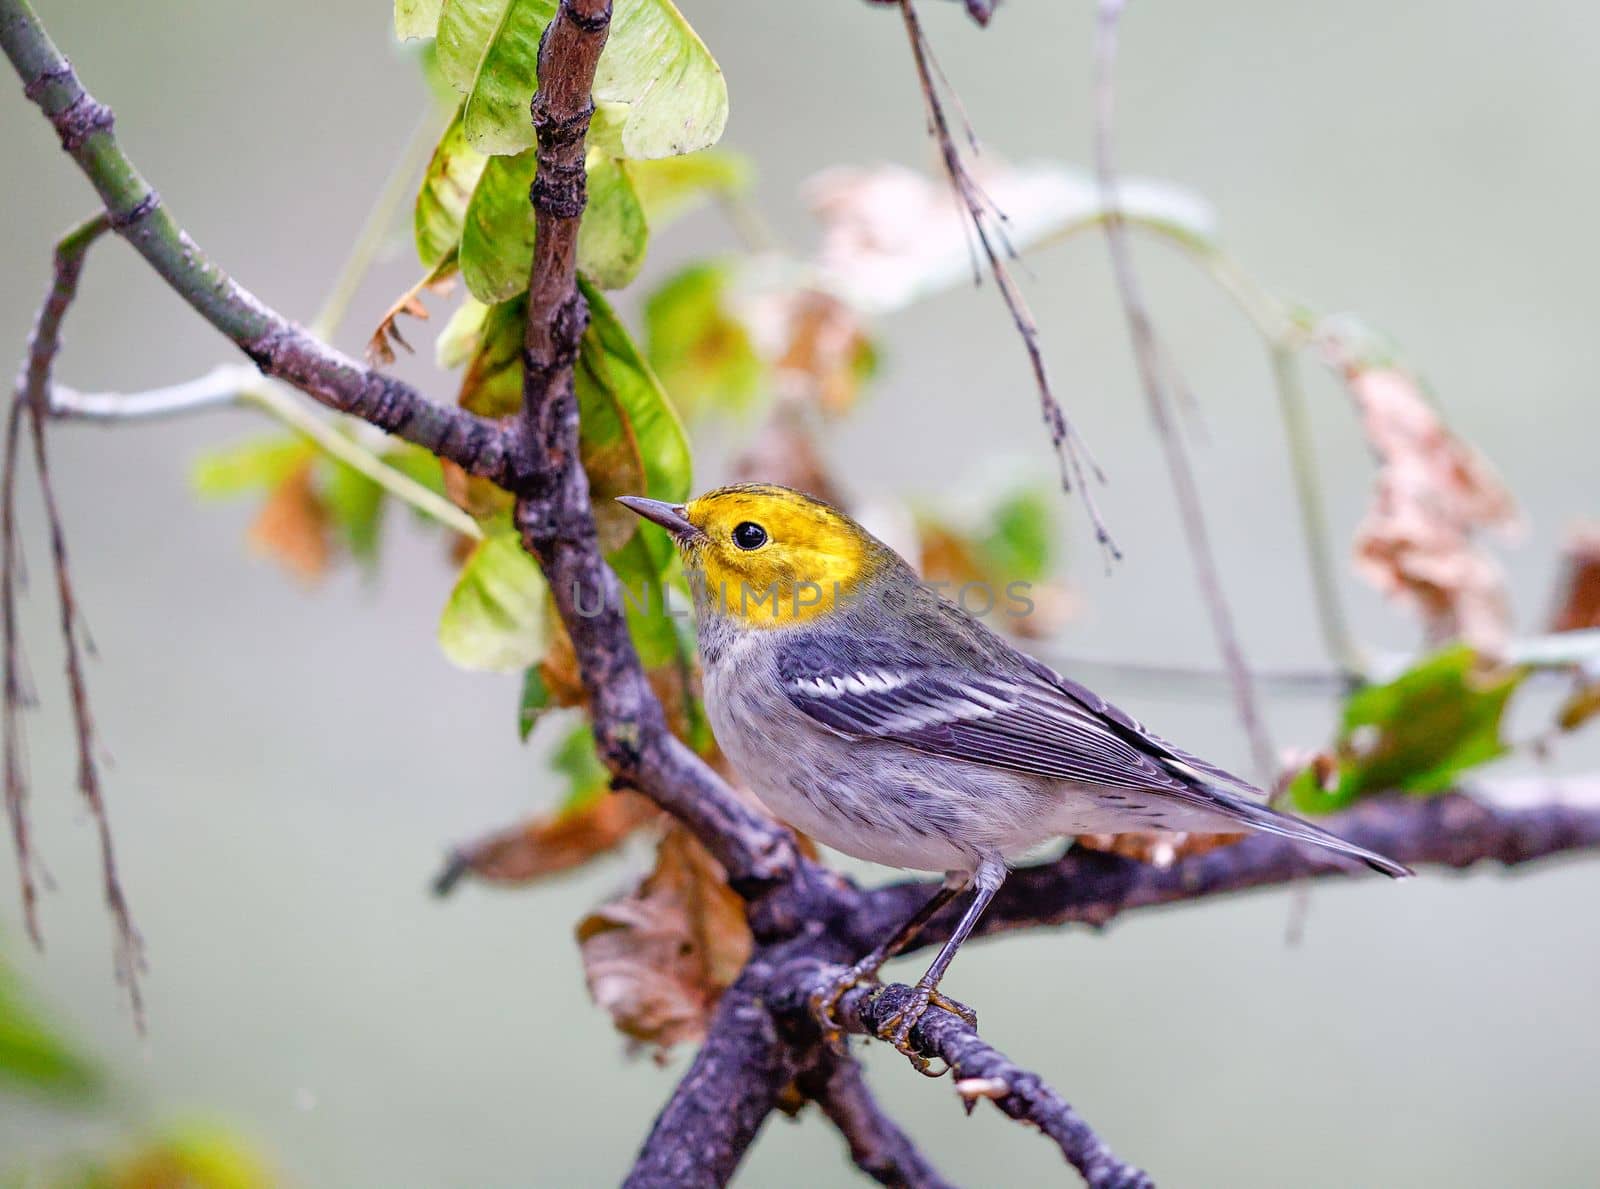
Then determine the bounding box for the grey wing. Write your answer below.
[775,635,1197,795]
[775,634,1413,878]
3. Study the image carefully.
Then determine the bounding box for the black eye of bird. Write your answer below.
[732,521,768,550]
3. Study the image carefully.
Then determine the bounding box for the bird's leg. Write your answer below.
[880,857,1006,1076]
[809,870,968,1052]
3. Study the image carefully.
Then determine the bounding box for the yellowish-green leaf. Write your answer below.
[395,0,444,40]
[629,150,751,226]
[0,949,102,1101]
[450,0,728,160]
[436,297,491,369]
[190,436,313,499]
[439,530,548,672]
[436,0,505,93]
[644,261,762,419]
[415,105,489,267]
[459,149,646,302]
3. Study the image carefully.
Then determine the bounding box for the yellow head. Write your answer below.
[618,484,894,626]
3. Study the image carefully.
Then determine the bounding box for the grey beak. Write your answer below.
[616,495,699,540]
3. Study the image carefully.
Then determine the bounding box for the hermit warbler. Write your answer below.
[620,485,1409,1063]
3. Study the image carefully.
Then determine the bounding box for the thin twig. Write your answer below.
[4,209,145,1022]
[50,366,482,538]
[896,0,1121,564]
[1268,344,1363,678]
[0,3,515,486]
[1089,0,1275,781]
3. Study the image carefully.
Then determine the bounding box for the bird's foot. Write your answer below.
[808,954,886,1055]
[881,983,976,1077]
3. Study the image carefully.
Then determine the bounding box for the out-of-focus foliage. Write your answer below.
[1289,645,1524,814]
[193,436,445,580]
[644,261,762,420]
[1340,365,1519,654]
[0,949,100,1102]
[20,1121,275,1189]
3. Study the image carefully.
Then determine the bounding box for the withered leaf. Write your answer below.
[1346,367,1518,653]
[366,256,457,367]
[1549,524,1600,633]
[445,791,658,888]
[576,826,752,1057]
[247,461,329,582]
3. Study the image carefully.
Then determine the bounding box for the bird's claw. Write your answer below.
[880,984,976,1077]
[808,958,882,1055]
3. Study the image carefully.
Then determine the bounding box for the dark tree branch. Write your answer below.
[800,1050,960,1189]
[851,789,1600,957]
[503,0,796,894]
[0,0,513,486]
[1088,0,1275,780]
[624,973,800,1188]
[772,969,1152,1189]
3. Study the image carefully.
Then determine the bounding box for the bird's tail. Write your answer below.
[1204,785,1414,878]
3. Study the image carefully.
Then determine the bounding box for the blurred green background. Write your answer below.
[2,0,1597,1184]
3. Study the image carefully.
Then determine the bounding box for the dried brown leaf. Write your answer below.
[366,260,457,367]
[743,288,873,416]
[247,461,329,581]
[1549,524,1600,633]
[1346,367,1518,652]
[576,826,752,1056]
[449,791,658,886]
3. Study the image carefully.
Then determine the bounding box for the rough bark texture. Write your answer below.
[6,0,1600,1185]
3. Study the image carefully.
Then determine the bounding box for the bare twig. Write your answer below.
[0,1,515,486]
[1089,0,1274,779]
[1268,344,1364,678]
[896,0,1121,563]
[803,1052,959,1189]
[3,209,145,1021]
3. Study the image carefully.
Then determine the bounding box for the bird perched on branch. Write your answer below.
[621,484,1410,1069]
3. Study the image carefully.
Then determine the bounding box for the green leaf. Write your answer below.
[580,277,691,508]
[436,0,506,93]
[459,149,646,303]
[0,949,101,1101]
[381,444,451,503]
[1290,645,1525,814]
[518,665,550,740]
[456,296,526,417]
[628,149,751,226]
[439,529,548,672]
[395,0,444,40]
[320,460,386,564]
[449,0,728,160]
[436,298,490,369]
[415,106,489,267]
[190,436,313,499]
[981,487,1055,583]
[552,720,610,812]
[644,261,762,419]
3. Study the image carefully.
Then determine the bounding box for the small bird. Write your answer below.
[620,484,1410,1066]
